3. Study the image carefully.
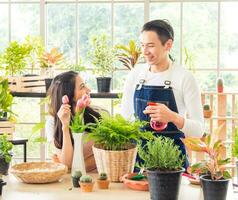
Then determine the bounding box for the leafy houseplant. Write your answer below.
[87,114,154,182]
[79,175,94,192]
[116,40,141,70]
[97,172,110,189]
[0,134,13,175]
[0,41,32,76]
[87,34,117,92]
[182,124,231,200]
[40,48,64,91]
[137,136,184,200]
[0,77,14,120]
[203,104,212,118]
[217,77,224,93]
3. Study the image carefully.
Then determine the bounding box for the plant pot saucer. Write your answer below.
[121,173,149,191]
[188,178,200,185]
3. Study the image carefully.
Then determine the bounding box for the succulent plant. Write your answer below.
[98,172,107,180]
[72,170,82,179]
[203,104,210,110]
[80,175,93,183]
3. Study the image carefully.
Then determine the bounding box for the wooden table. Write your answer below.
[0,174,235,200]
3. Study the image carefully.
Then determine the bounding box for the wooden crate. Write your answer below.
[0,121,15,139]
[8,76,46,93]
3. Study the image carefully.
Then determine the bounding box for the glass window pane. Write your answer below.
[183,3,218,69]
[114,3,144,45]
[220,71,238,92]
[220,2,238,69]
[78,3,111,63]
[14,124,40,159]
[195,71,217,92]
[150,3,180,63]
[113,70,128,91]
[47,4,76,63]
[11,4,40,41]
[0,4,8,52]
[12,98,41,123]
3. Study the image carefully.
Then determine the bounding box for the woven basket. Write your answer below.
[10,162,67,184]
[93,144,137,182]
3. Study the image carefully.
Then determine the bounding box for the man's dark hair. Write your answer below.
[142,19,174,45]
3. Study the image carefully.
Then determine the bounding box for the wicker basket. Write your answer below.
[93,145,137,182]
[10,162,67,184]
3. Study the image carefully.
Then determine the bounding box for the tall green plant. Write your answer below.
[0,41,32,76]
[0,134,13,163]
[87,114,154,151]
[87,34,116,77]
[138,136,184,171]
[0,77,14,119]
[232,128,238,158]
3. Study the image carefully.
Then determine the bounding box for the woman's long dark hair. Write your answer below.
[47,71,101,149]
[48,71,77,149]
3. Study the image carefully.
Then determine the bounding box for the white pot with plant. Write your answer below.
[87,114,154,182]
[62,94,90,176]
[87,34,116,93]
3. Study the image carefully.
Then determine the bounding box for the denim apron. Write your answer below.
[133,67,189,170]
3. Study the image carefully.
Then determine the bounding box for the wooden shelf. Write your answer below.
[11,92,120,99]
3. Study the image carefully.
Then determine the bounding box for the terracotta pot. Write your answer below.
[97,179,110,189]
[203,110,213,118]
[121,173,149,191]
[80,182,94,192]
[217,85,223,93]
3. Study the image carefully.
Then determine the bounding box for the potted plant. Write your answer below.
[87,114,154,182]
[116,39,141,70]
[182,124,231,200]
[0,134,13,175]
[0,77,14,121]
[40,47,64,91]
[87,34,116,93]
[137,136,184,200]
[97,172,110,189]
[0,40,32,76]
[71,170,82,188]
[232,128,238,183]
[217,77,224,93]
[203,104,213,118]
[79,175,94,192]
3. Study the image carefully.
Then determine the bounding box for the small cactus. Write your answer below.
[72,170,82,178]
[217,77,223,86]
[98,172,107,180]
[203,104,210,110]
[80,175,93,183]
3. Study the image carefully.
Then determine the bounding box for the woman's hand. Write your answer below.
[143,103,174,123]
[57,104,71,128]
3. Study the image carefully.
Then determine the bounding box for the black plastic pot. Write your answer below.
[147,168,184,200]
[200,175,229,200]
[0,112,8,121]
[45,78,53,92]
[0,156,10,175]
[96,77,111,93]
[0,179,7,196]
[72,177,80,188]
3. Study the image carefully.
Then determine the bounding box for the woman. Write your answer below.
[46,71,100,171]
[121,19,204,169]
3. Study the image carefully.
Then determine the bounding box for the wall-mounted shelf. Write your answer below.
[11,92,120,99]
